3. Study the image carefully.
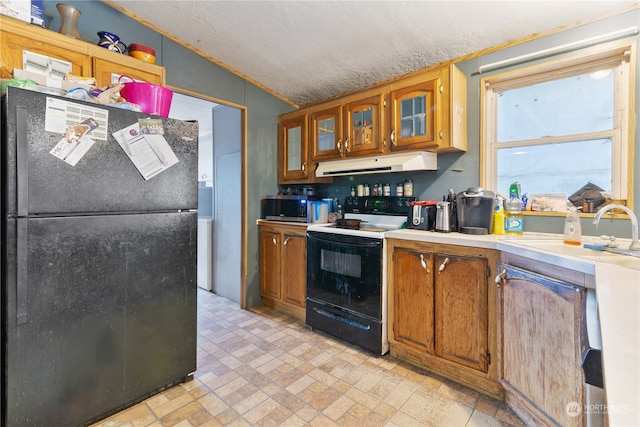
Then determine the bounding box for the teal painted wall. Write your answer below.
[44,1,293,308]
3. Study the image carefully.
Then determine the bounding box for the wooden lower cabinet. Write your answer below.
[435,252,488,372]
[387,239,501,398]
[497,259,586,427]
[258,222,307,320]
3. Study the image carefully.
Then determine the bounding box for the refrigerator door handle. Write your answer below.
[17,218,28,324]
[16,106,29,217]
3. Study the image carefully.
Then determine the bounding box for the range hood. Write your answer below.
[315,151,437,177]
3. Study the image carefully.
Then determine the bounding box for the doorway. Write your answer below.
[169,93,242,304]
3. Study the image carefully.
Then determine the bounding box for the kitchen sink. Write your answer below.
[503,237,640,270]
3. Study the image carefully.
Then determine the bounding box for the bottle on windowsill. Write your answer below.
[563,206,582,245]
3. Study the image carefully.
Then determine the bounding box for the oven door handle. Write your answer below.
[312,307,371,331]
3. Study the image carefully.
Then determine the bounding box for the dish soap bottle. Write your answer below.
[563,206,582,245]
[505,194,524,235]
[492,197,505,235]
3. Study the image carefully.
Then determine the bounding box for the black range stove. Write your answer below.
[305,196,415,355]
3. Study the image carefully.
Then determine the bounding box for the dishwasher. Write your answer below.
[581,288,605,427]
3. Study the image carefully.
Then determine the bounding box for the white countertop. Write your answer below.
[385,229,640,426]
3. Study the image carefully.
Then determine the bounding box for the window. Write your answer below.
[481,42,635,211]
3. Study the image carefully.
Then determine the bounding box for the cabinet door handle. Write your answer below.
[495,269,506,287]
[301,162,306,173]
[272,236,278,246]
[383,138,387,147]
[345,138,350,152]
[390,129,396,146]
[419,254,431,274]
[283,237,290,246]
[337,139,342,152]
[439,130,444,139]
[438,257,449,274]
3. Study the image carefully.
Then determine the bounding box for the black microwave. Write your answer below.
[261,195,312,222]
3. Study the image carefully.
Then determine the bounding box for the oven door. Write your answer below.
[306,230,382,320]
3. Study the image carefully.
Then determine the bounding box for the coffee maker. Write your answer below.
[456,187,495,234]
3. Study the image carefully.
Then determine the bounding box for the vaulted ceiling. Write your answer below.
[107,1,637,107]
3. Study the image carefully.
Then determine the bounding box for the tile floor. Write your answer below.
[92,289,526,427]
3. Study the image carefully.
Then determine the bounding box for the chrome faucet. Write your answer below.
[593,204,640,251]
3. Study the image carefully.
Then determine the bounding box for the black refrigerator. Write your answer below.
[1,87,198,426]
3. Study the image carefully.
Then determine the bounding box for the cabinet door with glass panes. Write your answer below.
[344,93,387,157]
[278,112,309,182]
[311,104,343,162]
[390,78,438,151]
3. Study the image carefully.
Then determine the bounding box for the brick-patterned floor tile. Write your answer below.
[90,290,523,427]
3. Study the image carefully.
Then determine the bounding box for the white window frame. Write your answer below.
[481,40,636,210]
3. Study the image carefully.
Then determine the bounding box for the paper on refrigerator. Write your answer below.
[112,122,179,180]
[49,117,99,166]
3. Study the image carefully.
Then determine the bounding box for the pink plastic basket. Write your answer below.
[120,81,173,117]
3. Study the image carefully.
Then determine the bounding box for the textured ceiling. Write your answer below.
[108,1,637,107]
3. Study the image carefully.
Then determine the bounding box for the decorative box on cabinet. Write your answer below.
[387,238,500,398]
[258,222,307,320]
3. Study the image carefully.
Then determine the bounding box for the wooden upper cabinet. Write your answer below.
[389,64,467,153]
[279,110,333,184]
[311,104,343,162]
[344,93,386,157]
[309,91,386,162]
[390,77,438,150]
[91,51,165,87]
[279,111,309,182]
[440,64,467,152]
[0,17,165,87]
[279,62,467,180]
[0,21,90,79]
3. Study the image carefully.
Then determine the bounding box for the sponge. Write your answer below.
[583,243,607,251]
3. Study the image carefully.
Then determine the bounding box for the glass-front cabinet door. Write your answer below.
[311,105,343,162]
[279,112,309,182]
[390,79,438,151]
[344,93,386,157]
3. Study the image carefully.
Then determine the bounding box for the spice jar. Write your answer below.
[396,183,404,197]
[404,179,414,197]
[383,183,391,196]
[364,183,370,196]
